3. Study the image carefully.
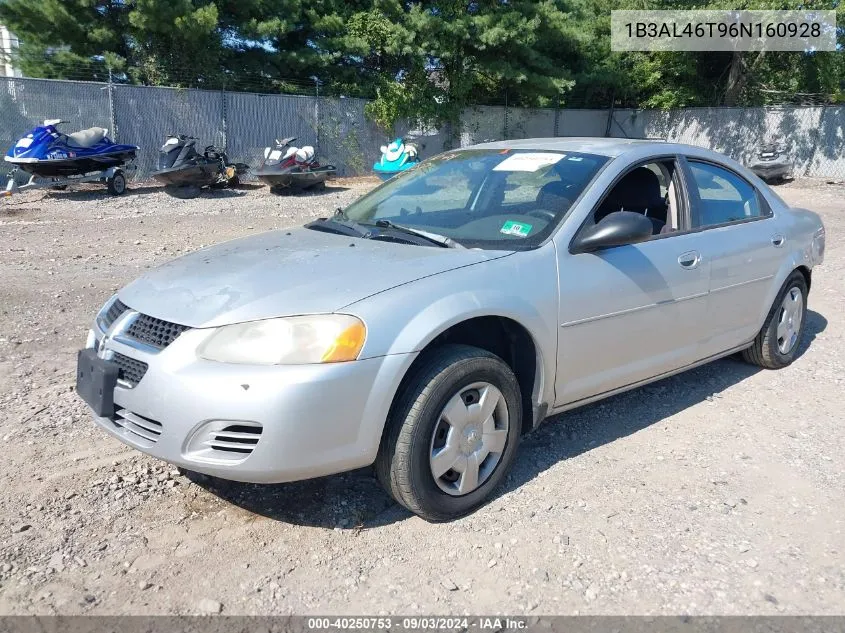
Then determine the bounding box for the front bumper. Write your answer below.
[85,326,415,483]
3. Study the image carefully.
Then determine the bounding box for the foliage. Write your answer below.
[0,0,841,124]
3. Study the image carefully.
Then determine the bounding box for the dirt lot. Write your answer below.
[0,177,842,616]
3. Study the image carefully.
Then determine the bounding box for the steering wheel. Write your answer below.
[526,208,557,222]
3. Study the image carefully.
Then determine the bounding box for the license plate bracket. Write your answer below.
[76,348,119,417]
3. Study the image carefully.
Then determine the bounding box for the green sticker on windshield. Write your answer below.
[500,220,532,237]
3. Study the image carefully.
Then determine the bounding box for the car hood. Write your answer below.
[119,227,511,328]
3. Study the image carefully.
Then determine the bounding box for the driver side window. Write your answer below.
[592,159,680,237]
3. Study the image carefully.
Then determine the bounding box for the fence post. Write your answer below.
[604,89,616,137]
[107,67,117,142]
[221,86,228,153]
[314,77,321,156]
[503,89,509,139]
[553,95,560,137]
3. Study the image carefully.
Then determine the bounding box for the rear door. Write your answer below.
[680,158,783,356]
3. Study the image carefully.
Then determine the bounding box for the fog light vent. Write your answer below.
[184,420,263,464]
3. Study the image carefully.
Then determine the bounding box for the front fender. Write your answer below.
[344,247,560,408]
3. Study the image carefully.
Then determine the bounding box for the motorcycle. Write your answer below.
[254,137,336,191]
[373,138,420,180]
[151,134,249,198]
[4,119,138,195]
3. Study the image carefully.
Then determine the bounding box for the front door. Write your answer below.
[555,234,710,406]
[554,158,710,406]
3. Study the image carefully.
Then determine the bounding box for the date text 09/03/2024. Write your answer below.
[306,617,528,630]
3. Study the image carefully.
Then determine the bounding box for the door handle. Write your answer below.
[678,251,701,269]
[771,234,785,247]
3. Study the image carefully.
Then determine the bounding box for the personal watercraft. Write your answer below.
[152,134,248,197]
[373,138,419,180]
[4,120,137,194]
[254,137,336,191]
[748,143,792,183]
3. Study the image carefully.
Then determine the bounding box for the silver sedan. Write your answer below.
[77,138,826,521]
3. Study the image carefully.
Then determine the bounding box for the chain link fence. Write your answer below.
[609,105,845,179]
[1,76,844,185]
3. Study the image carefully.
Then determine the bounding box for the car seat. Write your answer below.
[596,167,667,233]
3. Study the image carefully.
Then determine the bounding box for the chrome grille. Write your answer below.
[125,314,190,349]
[112,352,148,387]
[102,299,128,330]
[209,424,262,455]
[112,409,162,447]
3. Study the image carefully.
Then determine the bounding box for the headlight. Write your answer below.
[197,315,366,365]
[95,294,120,330]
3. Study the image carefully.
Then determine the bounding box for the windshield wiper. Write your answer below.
[305,212,370,238]
[369,219,463,249]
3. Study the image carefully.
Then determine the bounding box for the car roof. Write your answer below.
[465,137,688,158]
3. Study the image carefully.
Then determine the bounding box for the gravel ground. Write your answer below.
[0,177,843,616]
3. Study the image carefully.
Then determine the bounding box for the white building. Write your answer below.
[0,25,20,77]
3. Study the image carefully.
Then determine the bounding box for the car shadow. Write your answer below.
[185,310,827,528]
[268,184,350,196]
[47,184,163,200]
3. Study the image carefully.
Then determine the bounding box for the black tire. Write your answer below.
[375,344,522,522]
[742,271,808,369]
[107,170,127,195]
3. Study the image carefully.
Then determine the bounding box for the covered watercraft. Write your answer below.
[748,144,792,183]
[373,138,419,180]
[254,137,336,191]
[4,120,137,195]
[152,134,248,197]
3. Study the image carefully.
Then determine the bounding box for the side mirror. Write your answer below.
[571,211,654,253]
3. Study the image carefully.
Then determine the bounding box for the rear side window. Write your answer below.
[688,161,764,228]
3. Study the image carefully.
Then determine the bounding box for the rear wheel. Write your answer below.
[742,271,808,369]
[107,170,127,195]
[375,345,522,522]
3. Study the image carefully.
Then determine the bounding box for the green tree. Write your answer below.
[352,0,588,133]
[0,0,224,84]
[0,0,129,80]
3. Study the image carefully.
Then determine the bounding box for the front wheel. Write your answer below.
[376,344,522,522]
[742,271,808,369]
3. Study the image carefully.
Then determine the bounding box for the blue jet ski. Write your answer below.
[373,138,420,181]
[5,120,137,179]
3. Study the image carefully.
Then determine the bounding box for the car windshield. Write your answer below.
[342,149,608,249]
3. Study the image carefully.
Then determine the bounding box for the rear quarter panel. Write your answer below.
[756,204,824,326]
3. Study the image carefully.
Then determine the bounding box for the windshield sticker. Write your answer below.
[493,152,564,172]
[567,156,583,162]
[500,220,533,237]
